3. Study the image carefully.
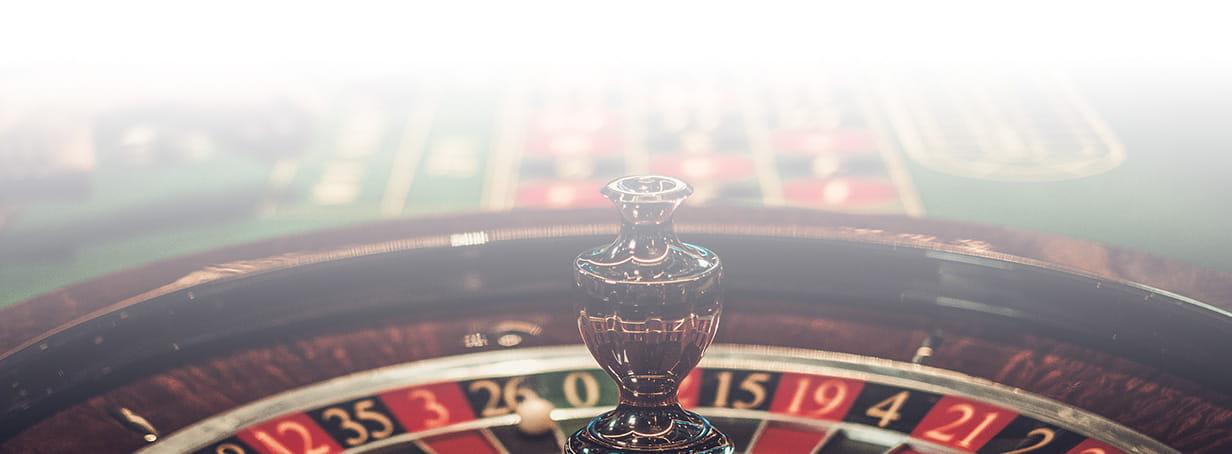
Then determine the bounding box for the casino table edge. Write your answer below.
[3,207,1229,358]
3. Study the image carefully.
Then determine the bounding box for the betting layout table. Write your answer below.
[2,67,1227,308]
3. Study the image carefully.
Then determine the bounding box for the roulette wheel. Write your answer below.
[2,173,1230,454]
[3,0,1232,449]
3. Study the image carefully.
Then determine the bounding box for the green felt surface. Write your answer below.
[2,73,1228,309]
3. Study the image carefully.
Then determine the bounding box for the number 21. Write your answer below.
[921,401,1005,447]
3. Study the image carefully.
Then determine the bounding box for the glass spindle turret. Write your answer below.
[567,175,733,454]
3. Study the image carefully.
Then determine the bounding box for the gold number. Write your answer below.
[468,380,503,416]
[504,376,538,409]
[250,431,290,454]
[736,373,770,409]
[320,399,394,446]
[322,408,366,445]
[711,372,770,409]
[785,378,848,417]
[468,377,539,416]
[865,391,909,427]
[712,371,734,407]
[354,400,394,439]
[922,403,1002,448]
[923,404,974,443]
[408,389,450,428]
[1079,450,1107,454]
[1001,428,1057,454]
[563,372,601,407]
[279,422,332,454]
[962,412,1001,447]
[251,421,331,454]
[215,444,246,454]
[786,378,810,414]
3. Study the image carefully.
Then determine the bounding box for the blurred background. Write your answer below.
[2,1,1230,307]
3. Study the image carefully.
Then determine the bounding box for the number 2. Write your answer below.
[1000,428,1056,454]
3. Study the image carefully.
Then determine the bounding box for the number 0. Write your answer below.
[563,372,601,407]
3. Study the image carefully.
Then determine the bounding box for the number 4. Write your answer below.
[865,391,909,427]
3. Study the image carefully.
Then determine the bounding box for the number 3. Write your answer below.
[409,389,451,428]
